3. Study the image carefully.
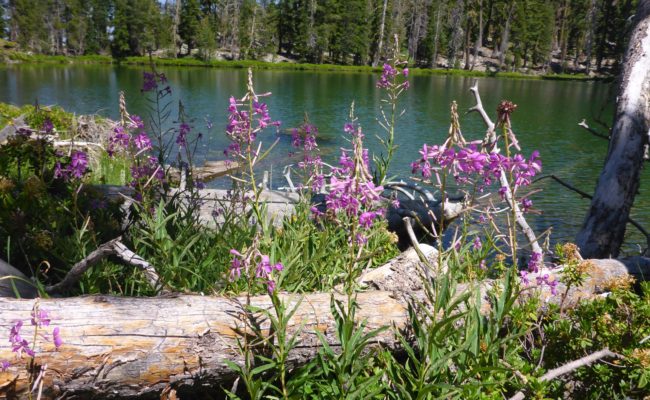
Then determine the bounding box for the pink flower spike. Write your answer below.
[53,327,63,349]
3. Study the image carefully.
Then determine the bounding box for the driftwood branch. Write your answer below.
[1,252,648,399]
[468,82,496,148]
[578,119,609,140]
[44,238,167,295]
[467,82,543,255]
[508,349,623,400]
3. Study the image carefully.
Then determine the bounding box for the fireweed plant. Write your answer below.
[2,301,63,400]
[374,36,410,186]
[410,100,543,273]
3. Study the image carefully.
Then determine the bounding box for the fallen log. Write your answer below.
[1,252,648,399]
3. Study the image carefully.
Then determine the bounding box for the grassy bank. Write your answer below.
[2,51,600,81]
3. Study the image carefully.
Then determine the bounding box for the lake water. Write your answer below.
[1,64,646,253]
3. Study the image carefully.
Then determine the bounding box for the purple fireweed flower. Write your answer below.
[9,320,23,344]
[521,198,533,212]
[291,128,302,148]
[528,251,543,273]
[498,186,508,199]
[134,133,152,150]
[31,310,50,327]
[359,211,379,229]
[472,236,482,251]
[355,233,368,245]
[403,68,409,77]
[225,96,280,159]
[177,123,191,147]
[130,115,145,129]
[142,72,157,92]
[377,63,397,88]
[304,133,317,151]
[52,327,63,349]
[42,118,54,134]
[70,151,88,178]
[9,320,34,358]
[311,173,324,192]
[229,249,245,281]
[536,274,558,296]
[0,360,9,371]
[310,206,324,218]
[53,162,66,180]
[520,270,530,285]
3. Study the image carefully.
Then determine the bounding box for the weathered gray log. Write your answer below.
[1,253,648,399]
[576,0,650,258]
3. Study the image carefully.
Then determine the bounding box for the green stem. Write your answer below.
[502,123,518,265]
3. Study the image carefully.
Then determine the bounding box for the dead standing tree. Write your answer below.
[576,0,650,258]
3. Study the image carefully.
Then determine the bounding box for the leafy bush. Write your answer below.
[0,129,122,286]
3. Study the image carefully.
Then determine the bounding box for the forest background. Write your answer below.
[0,0,639,76]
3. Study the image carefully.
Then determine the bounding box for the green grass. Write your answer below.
[1,51,602,81]
[0,103,28,128]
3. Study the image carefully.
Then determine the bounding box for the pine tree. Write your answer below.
[64,0,89,55]
[196,16,215,59]
[111,0,131,57]
[85,0,110,54]
[179,0,201,54]
[9,0,48,51]
[0,1,6,39]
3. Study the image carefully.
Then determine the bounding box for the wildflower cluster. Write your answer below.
[229,246,284,294]
[53,150,89,181]
[412,143,541,207]
[3,306,62,371]
[376,62,410,90]
[224,95,280,160]
[141,71,170,95]
[290,122,324,192]
[315,122,384,244]
[374,39,410,185]
[107,116,165,195]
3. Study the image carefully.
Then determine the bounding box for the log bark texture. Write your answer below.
[1,253,649,399]
[576,0,650,258]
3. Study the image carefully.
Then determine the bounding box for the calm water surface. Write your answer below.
[1,64,646,252]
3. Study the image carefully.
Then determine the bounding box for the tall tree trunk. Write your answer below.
[497,1,515,69]
[448,0,464,68]
[576,0,650,258]
[559,0,570,72]
[463,9,471,70]
[470,0,483,70]
[172,0,181,57]
[373,0,388,66]
[431,1,443,67]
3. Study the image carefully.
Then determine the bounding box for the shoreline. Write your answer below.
[0,53,609,82]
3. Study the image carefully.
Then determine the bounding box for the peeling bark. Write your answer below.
[576,0,650,258]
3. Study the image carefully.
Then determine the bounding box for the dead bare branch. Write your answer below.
[534,174,650,252]
[44,238,168,295]
[508,349,624,400]
[578,119,609,140]
[467,81,543,255]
